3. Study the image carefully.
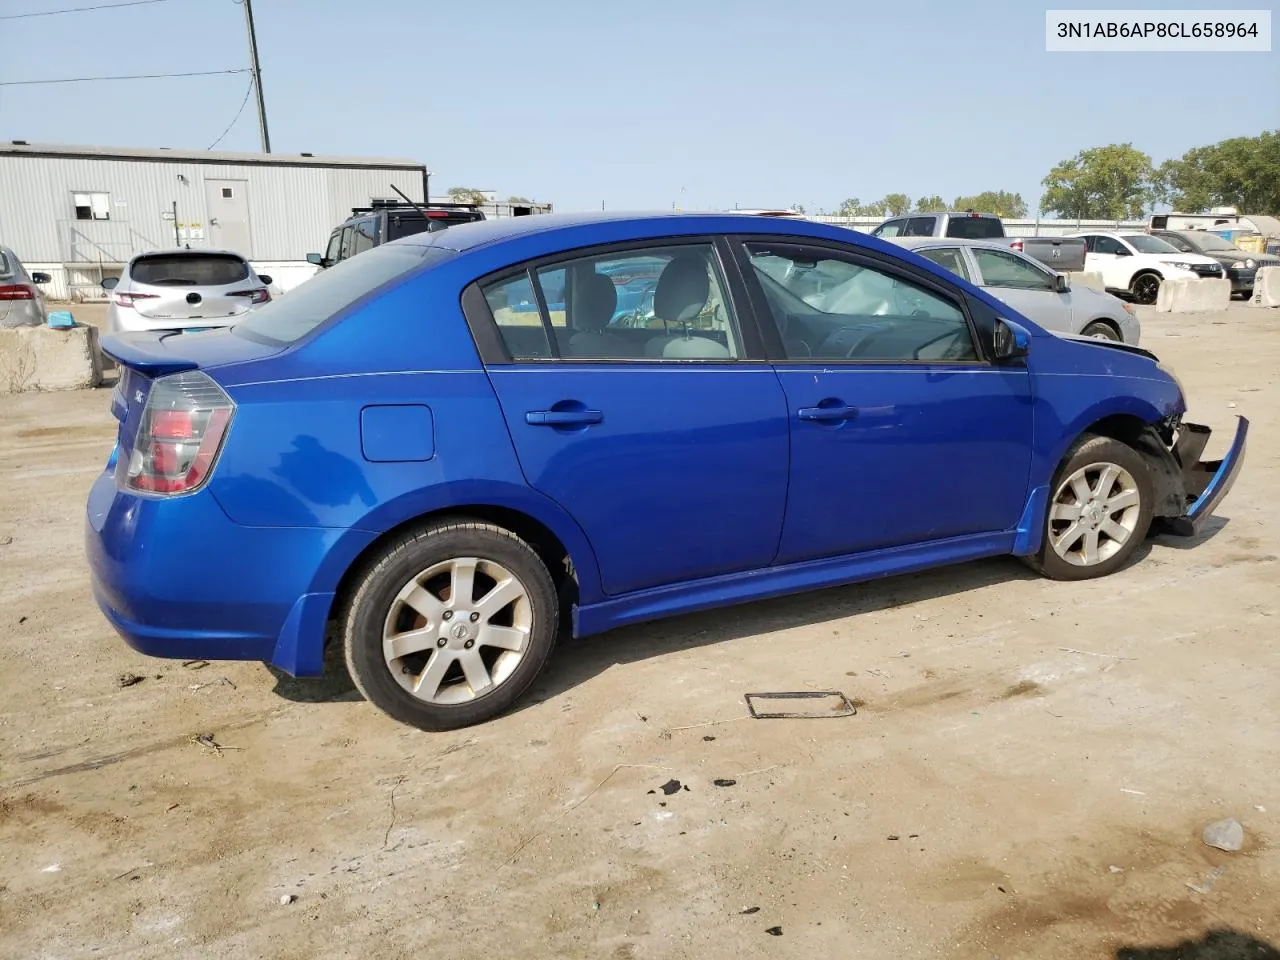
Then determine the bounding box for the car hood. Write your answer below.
[1057,332,1156,361]
[1152,252,1219,267]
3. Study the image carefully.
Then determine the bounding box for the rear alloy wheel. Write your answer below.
[343,520,558,730]
[1027,434,1154,581]
[1081,320,1120,341]
[1130,272,1161,305]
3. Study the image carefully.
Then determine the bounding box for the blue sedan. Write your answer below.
[86,213,1248,730]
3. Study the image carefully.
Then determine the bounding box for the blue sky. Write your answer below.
[2,0,1277,214]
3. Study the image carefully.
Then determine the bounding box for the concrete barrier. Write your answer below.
[0,323,103,393]
[1155,277,1231,313]
[1066,271,1106,293]
[1253,266,1280,307]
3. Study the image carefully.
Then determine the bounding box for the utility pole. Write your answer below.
[241,0,271,153]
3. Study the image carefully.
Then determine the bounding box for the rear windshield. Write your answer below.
[945,217,1004,239]
[387,212,484,241]
[233,243,453,346]
[131,253,250,286]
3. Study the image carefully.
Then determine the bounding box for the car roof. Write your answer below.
[890,237,1015,252]
[396,210,872,254]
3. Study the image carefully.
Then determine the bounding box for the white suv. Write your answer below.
[1069,231,1223,304]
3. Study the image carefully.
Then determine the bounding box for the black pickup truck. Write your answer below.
[308,199,486,269]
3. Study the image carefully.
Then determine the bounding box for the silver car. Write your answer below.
[102,249,273,334]
[890,237,1141,344]
[0,243,52,328]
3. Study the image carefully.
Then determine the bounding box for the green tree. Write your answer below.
[881,193,911,216]
[914,194,948,213]
[506,195,533,204]
[952,190,1028,218]
[859,199,889,218]
[447,186,487,204]
[1158,131,1280,213]
[1040,144,1156,220]
[837,197,863,216]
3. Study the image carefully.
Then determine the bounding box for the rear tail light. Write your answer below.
[114,292,159,308]
[0,284,35,301]
[230,288,271,304]
[1009,240,1024,252]
[120,371,234,495]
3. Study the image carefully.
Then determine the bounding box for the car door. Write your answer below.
[1084,234,1128,288]
[732,237,1034,563]
[968,246,1074,334]
[468,239,790,597]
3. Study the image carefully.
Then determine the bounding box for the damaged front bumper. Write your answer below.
[1160,416,1249,536]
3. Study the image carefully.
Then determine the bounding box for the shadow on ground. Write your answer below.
[1116,928,1280,959]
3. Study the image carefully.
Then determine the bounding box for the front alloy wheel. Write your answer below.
[1027,434,1154,581]
[1131,272,1161,305]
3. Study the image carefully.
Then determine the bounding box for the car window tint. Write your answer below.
[130,253,250,286]
[233,244,451,345]
[917,247,970,281]
[945,217,1004,239]
[1093,235,1124,255]
[971,248,1052,290]
[903,217,936,237]
[482,244,739,361]
[745,242,977,363]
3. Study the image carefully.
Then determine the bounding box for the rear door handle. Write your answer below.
[797,404,858,422]
[525,409,603,426]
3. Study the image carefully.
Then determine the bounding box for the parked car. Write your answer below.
[888,238,1140,343]
[102,250,272,334]
[87,212,1247,731]
[870,212,1088,272]
[308,200,486,270]
[1068,231,1224,304]
[0,243,52,328]
[1149,229,1280,299]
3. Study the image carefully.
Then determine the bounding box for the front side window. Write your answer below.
[481,243,739,361]
[1093,235,1125,255]
[917,247,971,281]
[324,231,343,264]
[234,244,452,345]
[872,219,905,238]
[744,242,977,362]
[971,248,1053,290]
[351,219,377,256]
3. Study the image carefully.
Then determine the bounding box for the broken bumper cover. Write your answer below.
[1163,416,1249,536]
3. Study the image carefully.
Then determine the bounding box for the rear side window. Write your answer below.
[945,217,1004,239]
[917,247,970,281]
[233,244,453,345]
[130,253,249,286]
[0,251,11,278]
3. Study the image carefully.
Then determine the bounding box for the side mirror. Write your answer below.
[993,318,1030,362]
[256,273,273,285]
[305,253,324,266]
[1114,246,1131,257]
[31,272,51,284]
[101,276,120,290]
[1055,273,1071,293]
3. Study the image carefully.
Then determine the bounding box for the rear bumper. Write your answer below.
[85,469,370,676]
[1162,417,1249,536]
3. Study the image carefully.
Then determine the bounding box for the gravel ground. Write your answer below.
[1,302,1278,960]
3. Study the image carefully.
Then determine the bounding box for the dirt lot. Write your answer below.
[2,303,1278,960]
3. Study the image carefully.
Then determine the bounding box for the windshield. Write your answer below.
[1122,234,1180,254]
[233,244,453,345]
[1181,232,1238,252]
[130,253,250,286]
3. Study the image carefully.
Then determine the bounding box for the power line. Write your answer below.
[206,76,255,150]
[0,69,250,86]
[1,0,168,20]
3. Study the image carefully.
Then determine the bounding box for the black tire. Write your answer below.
[1025,434,1154,582]
[1081,320,1120,341]
[1130,271,1161,305]
[341,519,559,731]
